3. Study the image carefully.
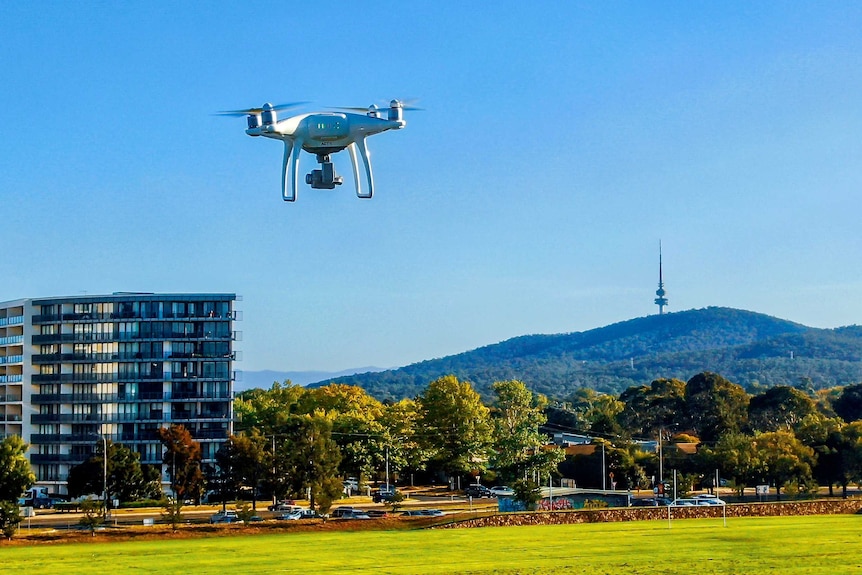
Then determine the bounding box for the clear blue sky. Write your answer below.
[2,2,861,373]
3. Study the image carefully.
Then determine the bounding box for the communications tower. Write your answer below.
[654,242,668,314]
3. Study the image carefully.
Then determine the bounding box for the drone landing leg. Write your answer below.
[347,143,364,198]
[281,140,295,202]
[353,136,374,199]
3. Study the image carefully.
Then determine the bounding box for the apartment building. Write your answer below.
[0,293,238,495]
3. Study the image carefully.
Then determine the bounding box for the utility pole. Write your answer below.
[90,433,109,522]
[602,443,606,491]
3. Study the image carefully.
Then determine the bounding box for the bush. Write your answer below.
[512,479,542,511]
[119,499,164,509]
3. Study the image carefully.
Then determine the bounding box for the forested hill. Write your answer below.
[309,307,862,401]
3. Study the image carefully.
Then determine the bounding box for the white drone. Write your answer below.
[219,100,416,202]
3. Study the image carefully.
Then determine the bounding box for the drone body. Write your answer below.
[221,101,411,201]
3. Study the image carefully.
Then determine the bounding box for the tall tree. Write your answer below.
[748,386,819,433]
[67,440,160,504]
[275,414,342,513]
[158,424,205,502]
[752,430,816,500]
[234,381,307,434]
[795,415,844,496]
[379,398,429,483]
[418,375,492,480]
[836,421,862,497]
[490,380,562,483]
[685,372,749,442]
[302,384,386,483]
[0,436,35,502]
[833,383,862,423]
[696,431,760,495]
[618,378,686,438]
[216,431,270,510]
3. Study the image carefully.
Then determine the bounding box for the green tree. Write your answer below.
[78,498,105,535]
[67,440,157,504]
[302,384,386,484]
[379,398,429,482]
[216,431,269,510]
[158,424,205,502]
[490,380,562,483]
[618,378,686,437]
[512,478,542,511]
[833,383,862,423]
[836,421,862,497]
[0,436,35,502]
[748,386,819,433]
[160,497,183,532]
[796,415,844,496]
[418,375,492,480]
[685,372,749,442]
[752,430,816,500]
[696,431,760,495]
[234,381,307,434]
[0,500,22,540]
[566,388,625,437]
[275,413,342,513]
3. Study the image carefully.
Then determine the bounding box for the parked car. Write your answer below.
[372,486,400,503]
[365,509,389,518]
[210,510,242,524]
[489,485,515,497]
[299,509,323,519]
[331,506,371,519]
[421,509,445,517]
[275,510,303,520]
[267,501,300,512]
[401,510,427,517]
[464,484,493,498]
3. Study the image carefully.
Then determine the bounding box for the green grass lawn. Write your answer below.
[3,515,862,574]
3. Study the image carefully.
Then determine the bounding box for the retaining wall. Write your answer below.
[437,498,862,529]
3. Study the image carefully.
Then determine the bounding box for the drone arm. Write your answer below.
[353,136,374,199]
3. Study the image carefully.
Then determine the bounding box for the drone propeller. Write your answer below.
[214,102,309,117]
[331,98,424,113]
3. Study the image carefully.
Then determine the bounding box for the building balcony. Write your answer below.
[30,411,231,425]
[30,334,235,347]
[0,375,23,383]
[30,391,231,403]
[0,316,24,326]
[30,454,88,464]
[0,355,23,365]
[32,310,238,323]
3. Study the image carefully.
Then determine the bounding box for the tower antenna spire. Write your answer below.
[654,241,668,314]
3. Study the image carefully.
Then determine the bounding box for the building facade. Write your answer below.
[0,293,237,495]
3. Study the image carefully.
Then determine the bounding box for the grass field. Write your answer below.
[2,515,861,574]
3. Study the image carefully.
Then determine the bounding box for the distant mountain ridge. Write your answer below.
[237,367,387,391]
[308,307,862,401]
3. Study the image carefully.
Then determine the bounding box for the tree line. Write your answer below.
[2,370,861,536]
